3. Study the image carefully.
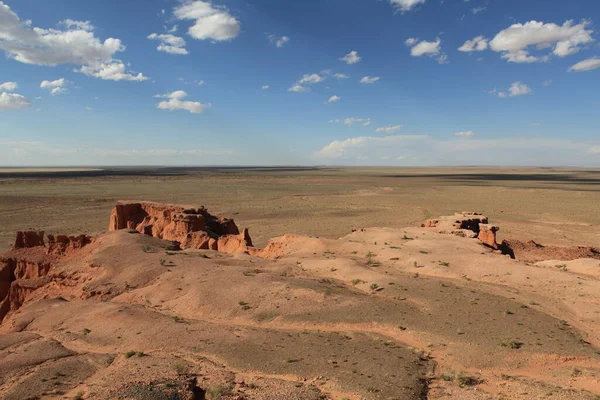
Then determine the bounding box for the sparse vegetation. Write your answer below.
[82,328,91,335]
[502,341,524,349]
[142,245,153,253]
[125,351,137,358]
[172,316,184,323]
[160,258,166,266]
[351,279,365,285]
[439,261,450,267]
[555,264,568,271]
[172,362,189,375]
[419,250,429,254]
[370,283,379,291]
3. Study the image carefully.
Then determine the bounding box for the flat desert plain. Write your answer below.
[1,167,600,400]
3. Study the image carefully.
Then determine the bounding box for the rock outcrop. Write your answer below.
[108,201,254,253]
[14,231,45,249]
[47,234,95,256]
[423,212,499,248]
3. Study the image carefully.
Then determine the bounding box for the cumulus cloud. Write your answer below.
[0,82,17,92]
[490,82,531,98]
[376,125,403,134]
[328,95,341,103]
[454,131,476,138]
[0,92,32,110]
[267,34,290,48]
[0,1,145,81]
[489,20,594,63]
[40,78,68,95]
[298,73,325,85]
[61,19,94,31]
[155,90,211,113]
[407,37,441,56]
[147,33,188,55]
[289,73,327,93]
[173,0,241,41]
[360,76,380,84]
[569,57,600,72]
[389,0,425,13]
[406,37,447,62]
[77,61,148,81]
[314,134,600,166]
[340,50,361,64]
[288,84,308,93]
[458,36,488,52]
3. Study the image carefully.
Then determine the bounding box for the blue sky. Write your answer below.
[0,0,599,166]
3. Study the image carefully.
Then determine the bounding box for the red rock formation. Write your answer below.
[0,257,53,322]
[108,201,247,252]
[47,235,95,256]
[478,224,499,249]
[217,229,254,254]
[500,240,600,263]
[14,231,45,249]
[423,212,497,247]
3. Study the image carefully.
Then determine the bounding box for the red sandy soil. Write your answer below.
[1,203,600,400]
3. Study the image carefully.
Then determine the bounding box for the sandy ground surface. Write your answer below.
[0,167,599,250]
[1,167,600,399]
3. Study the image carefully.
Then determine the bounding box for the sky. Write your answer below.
[0,0,599,167]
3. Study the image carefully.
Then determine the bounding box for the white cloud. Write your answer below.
[472,6,486,14]
[389,0,425,13]
[360,76,380,84]
[491,82,531,98]
[508,82,531,96]
[155,90,211,114]
[328,95,341,103]
[173,0,241,41]
[333,73,349,79]
[489,20,594,63]
[77,61,148,81]
[543,80,552,87]
[343,118,371,127]
[314,134,600,166]
[147,33,188,55]
[376,125,403,134]
[454,131,475,138]
[288,84,308,93]
[340,50,361,64]
[261,85,269,90]
[0,81,17,91]
[0,2,145,81]
[267,34,290,48]
[299,73,325,85]
[405,38,418,46]
[168,25,178,33]
[61,19,94,31]
[458,36,488,52]
[569,57,600,72]
[407,37,441,56]
[40,78,68,95]
[0,92,32,110]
